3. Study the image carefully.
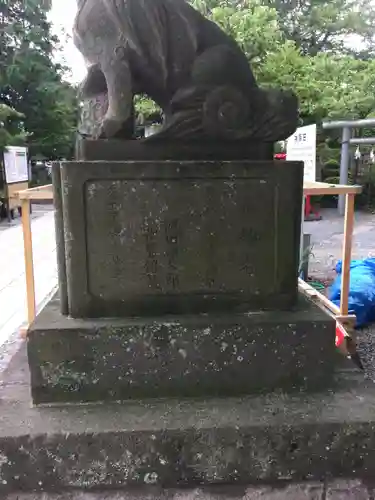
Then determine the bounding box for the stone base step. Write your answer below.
[4,480,375,499]
[27,294,336,405]
[0,342,372,494]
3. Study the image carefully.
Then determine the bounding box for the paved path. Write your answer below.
[305,208,375,280]
[0,206,57,348]
[4,480,375,499]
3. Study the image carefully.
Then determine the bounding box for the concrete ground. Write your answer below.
[0,204,57,349]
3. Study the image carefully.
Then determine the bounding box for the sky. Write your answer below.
[49,0,85,83]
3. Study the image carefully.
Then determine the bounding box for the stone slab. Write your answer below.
[76,139,274,162]
[0,482,327,499]
[326,479,371,499]
[27,294,336,404]
[58,160,303,318]
[0,341,374,494]
[4,480,375,499]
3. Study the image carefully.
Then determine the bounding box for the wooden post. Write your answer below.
[340,193,355,316]
[21,198,36,324]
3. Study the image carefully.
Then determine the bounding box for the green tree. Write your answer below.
[260,48,375,123]
[0,103,27,151]
[192,0,284,68]
[265,0,375,57]
[0,0,78,159]
[191,0,375,125]
[134,95,161,125]
[196,0,375,57]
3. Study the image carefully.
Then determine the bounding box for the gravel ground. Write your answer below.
[357,326,375,382]
[306,208,375,281]
[305,208,375,381]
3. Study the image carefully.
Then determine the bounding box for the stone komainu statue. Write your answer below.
[74,0,298,141]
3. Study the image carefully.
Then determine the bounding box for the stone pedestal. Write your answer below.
[13,146,353,496]
[30,155,337,408]
[0,341,373,494]
[55,159,303,318]
[28,294,336,404]
[29,155,337,408]
[77,138,274,162]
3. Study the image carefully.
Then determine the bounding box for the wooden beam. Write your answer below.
[335,314,357,326]
[16,184,53,200]
[303,181,362,196]
[340,193,355,316]
[298,279,357,328]
[15,181,362,204]
[298,278,340,315]
[7,181,29,209]
[298,278,359,362]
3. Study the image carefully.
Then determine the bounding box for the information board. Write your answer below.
[286,124,317,182]
[3,146,29,184]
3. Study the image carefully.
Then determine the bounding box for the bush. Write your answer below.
[321,159,340,182]
[356,165,375,209]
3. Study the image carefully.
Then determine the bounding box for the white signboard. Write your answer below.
[3,146,29,184]
[286,124,317,182]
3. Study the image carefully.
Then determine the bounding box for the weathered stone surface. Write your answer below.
[3,481,374,499]
[3,483,325,499]
[58,160,303,318]
[234,483,324,499]
[4,481,375,500]
[76,138,274,162]
[0,342,374,494]
[27,294,336,404]
[248,483,323,499]
[326,479,371,499]
[51,163,68,315]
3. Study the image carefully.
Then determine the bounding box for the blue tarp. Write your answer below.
[329,258,375,328]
